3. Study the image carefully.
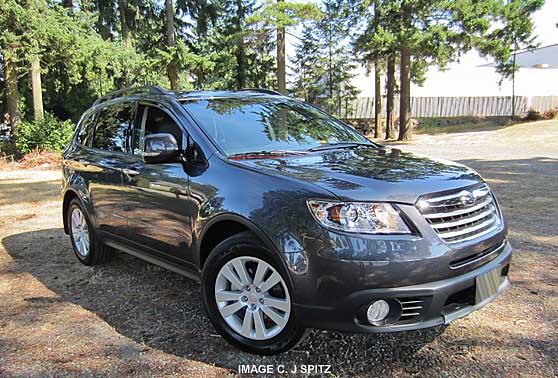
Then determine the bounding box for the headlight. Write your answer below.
[307,200,411,234]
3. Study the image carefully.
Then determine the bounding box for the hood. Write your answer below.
[234,146,483,204]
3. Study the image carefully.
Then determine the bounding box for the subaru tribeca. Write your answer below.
[62,86,511,355]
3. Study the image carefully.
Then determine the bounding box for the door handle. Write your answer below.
[122,168,140,177]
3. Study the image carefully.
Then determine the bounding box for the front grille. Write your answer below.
[417,184,502,243]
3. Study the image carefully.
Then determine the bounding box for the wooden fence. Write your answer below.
[341,96,558,119]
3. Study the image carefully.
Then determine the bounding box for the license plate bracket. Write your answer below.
[475,267,502,304]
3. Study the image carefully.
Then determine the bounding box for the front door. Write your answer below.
[86,101,135,239]
[122,103,196,266]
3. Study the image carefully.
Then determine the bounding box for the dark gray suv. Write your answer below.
[62,86,511,355]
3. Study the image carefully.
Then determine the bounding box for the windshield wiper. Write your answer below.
[308,142,373,152]
[228,150,309,159]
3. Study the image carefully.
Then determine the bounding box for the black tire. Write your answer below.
[201,231,307,355]
[67,198,113,266]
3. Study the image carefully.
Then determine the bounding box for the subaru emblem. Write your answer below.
[459,190,475,206]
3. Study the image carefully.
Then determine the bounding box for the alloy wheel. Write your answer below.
[215,256,291,340]
[71,207,90,257]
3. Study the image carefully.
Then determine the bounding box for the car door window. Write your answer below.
[75,112,96,146]
[131,105,183,155]
[92,103,134,153]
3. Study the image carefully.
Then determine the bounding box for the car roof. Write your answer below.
[177,89,282,98]
[175,89,283,101]
[91,86,285,108]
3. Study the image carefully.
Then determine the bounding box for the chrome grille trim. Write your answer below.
[417,184,502,243]
[425,186,490,204]
[399,299,424,318]
[437,217,497,239]
[423,198,493,218]
[430,207,496,229]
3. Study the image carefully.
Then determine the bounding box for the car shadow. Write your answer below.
[2,228,444,375]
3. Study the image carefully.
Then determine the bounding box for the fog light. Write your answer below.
[367,300,390,324]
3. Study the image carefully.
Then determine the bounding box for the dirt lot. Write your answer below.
[1,120,557,377]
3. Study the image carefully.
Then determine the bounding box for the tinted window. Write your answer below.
[92,103,133,152]
[131,106,183,155]
[76,113,95,146]
[181,97,370,155]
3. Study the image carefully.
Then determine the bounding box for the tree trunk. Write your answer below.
[165,0,178,90]
[119,0,130,50]
[235,0,246,88]
[119,0,131,87]
[385,53,395,140]
[62,0,73,8]
[276,0,286,94]
[3,45,21,150]
[398,47,412,141]
[30,53,44,122]
[374,61,382,138]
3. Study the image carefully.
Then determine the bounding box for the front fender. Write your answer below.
[196,212,280,264]
[61,169,94,233]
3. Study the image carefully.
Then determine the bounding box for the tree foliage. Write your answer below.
[290,0,359,117]
[16,111,74,153]
[0,0,545,151]
[351,0,543,140]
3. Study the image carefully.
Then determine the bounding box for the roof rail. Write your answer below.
[237,88,283,96]
[93,86,170,106]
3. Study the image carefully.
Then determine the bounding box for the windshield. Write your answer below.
[181,97,372,156]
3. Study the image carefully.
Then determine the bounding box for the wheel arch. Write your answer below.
[62,189,80,234]
[197,213,282,271]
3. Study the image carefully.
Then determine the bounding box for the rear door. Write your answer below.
[121,103,196,266]
[86,101,135,239]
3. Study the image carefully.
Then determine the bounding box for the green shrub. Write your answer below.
[16,113,75,153]
[0,140,18,157]
[524,109,544,121]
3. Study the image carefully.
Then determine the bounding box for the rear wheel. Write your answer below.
[67,198,113,265]
[202,232,306,355]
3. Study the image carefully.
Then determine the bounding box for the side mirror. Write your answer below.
[143,133,180,164]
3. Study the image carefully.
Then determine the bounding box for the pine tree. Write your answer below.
[290,25,324,102]
[289,1,359,117]
[193,0,275,90]
[317,0,359,116]
[248,0,321,94]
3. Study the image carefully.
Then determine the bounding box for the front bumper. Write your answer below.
[293,241,512,333]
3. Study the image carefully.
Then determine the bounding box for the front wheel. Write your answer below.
[201,232,307,355]
[67,198,113,266]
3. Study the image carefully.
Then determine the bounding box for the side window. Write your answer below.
[131,107,146,155]
[91,103,133,153]
[132,105,183,155]
[75,113,95,146]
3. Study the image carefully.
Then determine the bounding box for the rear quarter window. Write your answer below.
[75,113,95,146]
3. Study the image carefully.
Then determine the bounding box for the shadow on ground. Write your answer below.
[2,228,443,375]
[0,179,60,207]
[457,157,558,244]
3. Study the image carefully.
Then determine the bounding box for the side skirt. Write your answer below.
[104,239,201,283]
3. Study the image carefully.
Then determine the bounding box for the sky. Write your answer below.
[286,0,558,97]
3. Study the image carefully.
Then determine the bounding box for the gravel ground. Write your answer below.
[1,120,557,377]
